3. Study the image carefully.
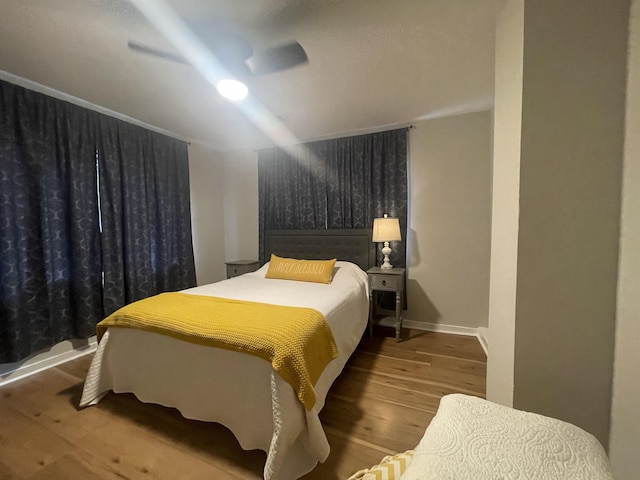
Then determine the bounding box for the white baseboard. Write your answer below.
[375,316,489,354]
[477,327,489,355]
[0,337,98,387]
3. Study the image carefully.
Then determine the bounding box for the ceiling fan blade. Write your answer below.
[128,41,189,65]
[128,38,251,78]
[247,41,308,75]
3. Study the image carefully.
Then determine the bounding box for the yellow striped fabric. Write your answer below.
[347,451,414,480]
[96,292,339,410]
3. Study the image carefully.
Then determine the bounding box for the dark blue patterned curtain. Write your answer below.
[0,80,196,363]
[258,142,329,235]
[0,82,103,363]
[258,128,408,267]
[96,117,196,315]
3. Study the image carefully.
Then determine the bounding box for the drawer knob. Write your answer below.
[381,280,386,286]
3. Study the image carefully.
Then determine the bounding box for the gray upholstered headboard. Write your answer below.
[264,229,376,272]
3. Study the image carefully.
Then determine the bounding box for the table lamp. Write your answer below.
[372,214,401,269]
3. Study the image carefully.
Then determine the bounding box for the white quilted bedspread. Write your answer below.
[400,394,613,480]
[80,261,369,480]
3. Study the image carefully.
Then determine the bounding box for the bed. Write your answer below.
[80,229,375,480]
[349,394,614,480]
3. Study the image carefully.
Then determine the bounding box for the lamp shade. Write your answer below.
[372,215,401,242]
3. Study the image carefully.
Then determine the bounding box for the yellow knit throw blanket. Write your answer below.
[96,292,339,410]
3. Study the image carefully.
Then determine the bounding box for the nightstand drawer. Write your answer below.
[370,274,399,291]
[226,261,260,279]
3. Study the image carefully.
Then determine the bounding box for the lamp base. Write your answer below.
[381,242,393,269]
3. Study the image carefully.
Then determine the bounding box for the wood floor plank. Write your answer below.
[2,367,80,406]
[328,368,442,413]
[364,327,486,362]
[77,417,246,480]
[26,448,133,480]
[0,402,76,478]
[347,349,486,395]
[301,427,392,480]
[347,350,434,378]
[344,364,467,398]
[355,348,486,378]
[0,459,21,480]
[53,353,93,380]
[412,332,486,362]
[356,339,434,364]
[2,368,112,444]
[92,393,265,479]
[428,353,488,376]
[320,395,433,454]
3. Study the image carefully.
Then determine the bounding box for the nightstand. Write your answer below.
[367,267,406,341]
[226,260,260,279]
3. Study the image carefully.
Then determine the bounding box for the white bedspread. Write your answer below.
[80,261,369,480]
[400,394,614,480]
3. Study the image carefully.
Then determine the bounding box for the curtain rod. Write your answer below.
[252,123,415,152]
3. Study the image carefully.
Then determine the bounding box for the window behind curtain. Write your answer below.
[0,81,103,362]
[95,116,196,315]
[258,128,409,268]
[0,79,196,363]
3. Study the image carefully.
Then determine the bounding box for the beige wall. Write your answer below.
[221,148,260,262]
[406,112,492,330]
[486,0,524,407]
[610,0,640,477]
[188,143,226,285]
[488,0,628,448]
[514,0,627,447]
[191,146,259,281]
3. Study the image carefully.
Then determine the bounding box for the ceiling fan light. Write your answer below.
[216,79,248,101]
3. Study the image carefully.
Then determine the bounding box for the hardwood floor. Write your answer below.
[0,328,486,479]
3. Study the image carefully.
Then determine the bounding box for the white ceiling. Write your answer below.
[0,0,505,151]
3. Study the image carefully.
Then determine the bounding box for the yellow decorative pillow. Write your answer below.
[265,254,337,284]
[347,450,414,480]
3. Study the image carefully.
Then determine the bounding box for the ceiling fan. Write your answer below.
[127,31,309,78]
